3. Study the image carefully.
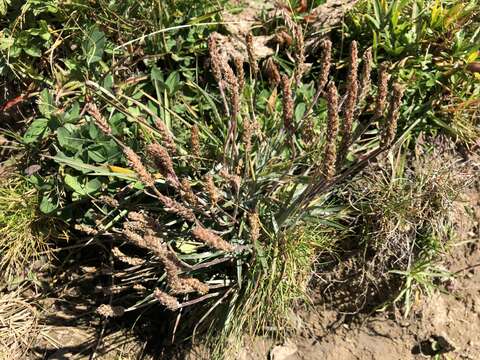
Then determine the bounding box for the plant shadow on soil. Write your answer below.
[30,241,231,360]
[30,232,408,359]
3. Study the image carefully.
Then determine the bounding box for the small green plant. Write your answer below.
[389,259,451,316]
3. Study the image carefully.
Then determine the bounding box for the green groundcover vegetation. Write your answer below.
[0,0,479,357]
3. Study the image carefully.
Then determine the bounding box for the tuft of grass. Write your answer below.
[0,285,41,358]
[207,225,326,358]
[328,137,471,314]
[0,174,55,283]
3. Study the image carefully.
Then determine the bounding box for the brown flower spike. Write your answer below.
[86,103,111,135]
[374,63,390,119]
[204,175,219,207]
[192,226,234,252]
[154,288,180,311]
[147,142,179,187]
[246,32,259,76]
[318,39,332,93]
[338,41,359,166]
[381,83,405,149]
[190,124,201,158]
[281,74,294,134]
[154,119,176,154]
[122,146,154,187]
[323,83,339,180]
[234,57,245,94]
[265,57,281,87]
[358,47,373,105]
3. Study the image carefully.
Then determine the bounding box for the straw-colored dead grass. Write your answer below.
[0,287,41,359]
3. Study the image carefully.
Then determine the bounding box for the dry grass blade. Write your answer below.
[0,289,40,359]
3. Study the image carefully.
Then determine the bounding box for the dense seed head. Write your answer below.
[122,146,154,187]
[190,124,201,158]
[96,304,125,318]
[246,33,259,76]
[147,142,179,188]
[374,63,390,119]
[281,74,294,134]
[86,103,111,135]
[180,178,198,206]
[358,47,373,105]
[294,25,306,86]
[318,39,332,93]
[74,224,98,235]
[208,33,223,85]
[154,288,180,310]
[156,192,196,223]
[302,117,315,145]
[204,175,219,207]
[234,57,245,94]
[242,119,253,154]
[249,211,260,242]
[338,41,359,165]
[381,83,405,149]
[173,277,209,295]
[99,195,119,208]
[154,119,176,154]
[220,58,240,119]
[323,82,340,180]
[149,238,208,294]
[112,247,145,266]
[192,226,234,252]
[219,168,241,193]
[265,57,281,87]
[127,211,161,233]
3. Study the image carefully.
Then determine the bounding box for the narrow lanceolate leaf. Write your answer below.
[51,153,137,181]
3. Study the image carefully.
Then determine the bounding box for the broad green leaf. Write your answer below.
[52,153,137,181]
[165,71,180,94]
[24,45,42,57]
[23,118,49,143]
[82,25,106,65]
[39,195,57,214]
[56,127,84,152]
[295,103,306,122]
[64,174,86,194]
[37,89,54,118]
[64,174,101,196]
